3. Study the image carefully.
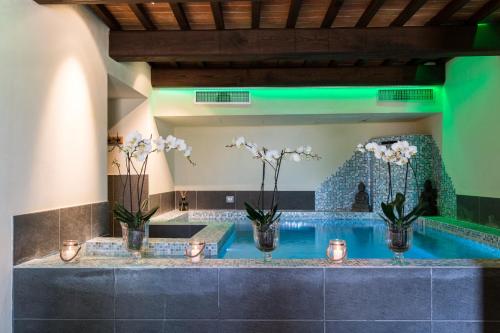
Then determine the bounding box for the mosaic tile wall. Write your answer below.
[316,134,457,218]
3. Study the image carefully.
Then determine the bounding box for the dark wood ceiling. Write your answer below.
[34,1,500,86]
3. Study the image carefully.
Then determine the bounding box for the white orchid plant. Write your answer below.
[227,137,320,232]
[356,140,427,230]
[111,131,194,230]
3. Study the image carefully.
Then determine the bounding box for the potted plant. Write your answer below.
[227,137,320,261]
[111,131,194,259]
[357,140,427,263]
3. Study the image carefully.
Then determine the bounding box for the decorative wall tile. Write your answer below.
[315,134,457,218]
[13,210,59,265]
[60,204,91,246]
[13,202,109,265]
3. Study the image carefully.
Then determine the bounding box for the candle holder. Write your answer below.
[326,239,347,263]
[60,240,82,263]
[185,240,206,263]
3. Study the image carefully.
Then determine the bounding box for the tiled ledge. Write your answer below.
[419,216,500,249]
[84,220,233,257]
[15,255,500,269]
[188,210,379,221]
[150,210,188,223]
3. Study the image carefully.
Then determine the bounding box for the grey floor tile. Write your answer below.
[325,268,431,320]
[116,320,164,333]
[14,320,114,333]
[14,268,115,319]
[60,204,91,245]
[219,268,324,320]
[432,321,500,333]
[164,320,219,333]
[432,268,500,320]
[325,321,431,333]
[13,209,59,265]
[220,320,323,333]
[115,268,218,320]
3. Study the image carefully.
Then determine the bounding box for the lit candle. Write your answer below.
[60,240,81,263]
[186,240,205,263]
[327,239,347,263]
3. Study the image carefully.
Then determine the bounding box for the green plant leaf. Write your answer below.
[394,193,405,219]
[381,202,396,223]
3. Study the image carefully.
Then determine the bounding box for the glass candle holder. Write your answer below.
[60,240,82,263]
[326,239,347,263]
[185,240,206,263]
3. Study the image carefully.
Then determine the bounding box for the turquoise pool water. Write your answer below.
[219,219,500,259]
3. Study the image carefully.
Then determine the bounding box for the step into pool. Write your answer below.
[219,219,500,259]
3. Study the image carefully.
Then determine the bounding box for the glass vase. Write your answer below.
[127,227,145,260]
[387,226,412,265]
[252,220,280,262]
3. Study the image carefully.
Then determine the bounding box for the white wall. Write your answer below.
[152,87,443,117]
[108,99,176,194]
[443,56,500,198]
[172,119,442,191]
[0,1,151,330]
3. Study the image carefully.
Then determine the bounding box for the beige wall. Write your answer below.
[443,56,500,198]
[172,119,442,191]
[0,1,150,330]
[108,98,176,194]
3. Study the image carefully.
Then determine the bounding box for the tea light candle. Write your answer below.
[185,240,205,263]
[59,240,81,263]
[326,239,347,263]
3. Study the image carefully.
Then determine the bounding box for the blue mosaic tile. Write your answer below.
[315,134,457,218]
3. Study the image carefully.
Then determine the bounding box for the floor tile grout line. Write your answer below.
[430,267,433,324]
[323,267,326,333]
[217,267,220,316]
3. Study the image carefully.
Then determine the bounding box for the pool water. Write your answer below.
[219,219,500,259]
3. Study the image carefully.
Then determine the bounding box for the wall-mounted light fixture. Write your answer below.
[108,133,123,146]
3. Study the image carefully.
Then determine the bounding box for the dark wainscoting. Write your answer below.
[108,175,176,237]
[457,195,500,229]
[175,191,315,211]
[13,202,109,265]
[13,267,500,333]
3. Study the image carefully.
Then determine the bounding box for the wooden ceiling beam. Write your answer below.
[466,0,500,24]
[151,65,445,87]
[109,26,500,62]
[36,0,253,3]
[356,0,386,27]
[252,0,262,29]
[210,1,225,30]
[390,0,428,27]
[321,0,344,28]
[170,2,190,30]
[87,4,120,30]
[286,0,303,28]
[128,4,156,30]
[426,0,470,26]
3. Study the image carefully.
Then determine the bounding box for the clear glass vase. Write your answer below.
[127,227,145,260]
[387,226,412,265]
[252,220,280,262]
